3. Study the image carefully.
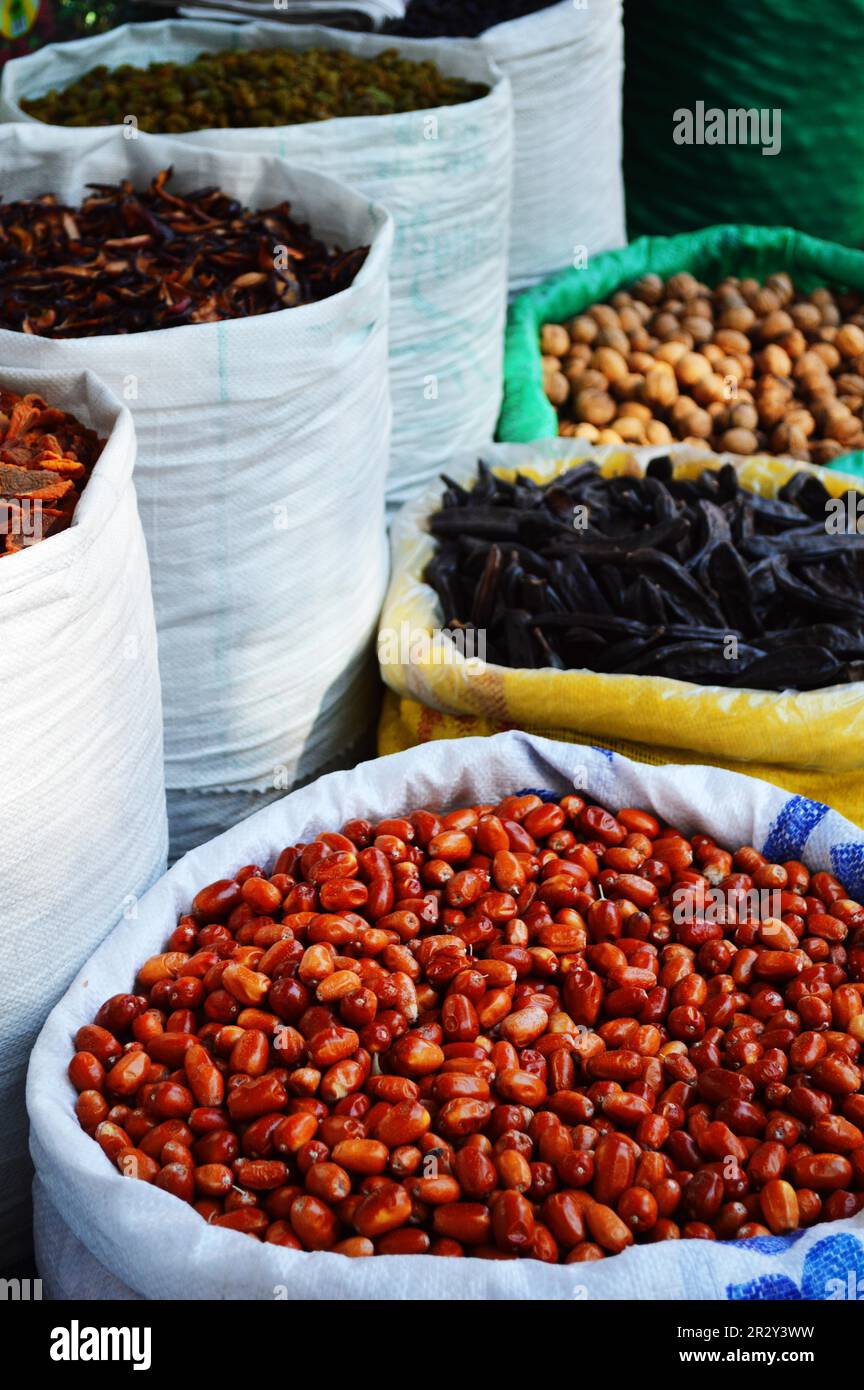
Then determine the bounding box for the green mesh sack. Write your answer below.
[497,223,864,442]
[826,452,864,481]
[623,0,864,246]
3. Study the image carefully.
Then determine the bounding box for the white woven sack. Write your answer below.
[28,730,864,1299]
[447,0,626,290]
[0,124,393,859]
[0,20,512,510]
[178,3,405,18]
[0,366,166,1265]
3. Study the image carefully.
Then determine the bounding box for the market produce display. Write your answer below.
[379,441,864,830]
[2,0,863,1312]
[424,455,864,689]
[0,169,369,337]
[2,20,513,510]
[386,0,559,37]
[66,789,864,1260]
[3,5,627,302]
[542,271,864,465]
[498,227,864,451]
[20,45,487,129]
[0,386,102,552]
[0,124,394,859]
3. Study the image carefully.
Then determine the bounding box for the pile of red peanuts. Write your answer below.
[67,792,864,1262]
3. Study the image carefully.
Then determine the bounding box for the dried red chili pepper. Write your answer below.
[0,389,103,555]
[0,169,369,339]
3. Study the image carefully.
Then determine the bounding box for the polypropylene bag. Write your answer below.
[376,440,864,828]
[179,2,404,19]
[827,453,864,483]
[28,731,864,1298]
[0,123,393,860]
[622,0,864,247]
[497,224,864,447]
[1,19,512,510]
[0,366,166,1264]
[445,0,625,290]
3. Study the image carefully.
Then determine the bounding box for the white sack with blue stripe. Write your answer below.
[27,730,864,1300]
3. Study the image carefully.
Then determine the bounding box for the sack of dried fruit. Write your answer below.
[27,731,864,1297]
[0,365,167,1263]
[622,0,864,248]
[1,18,512,511]
[385,0,625,290]
[0,122,393,860]
[498,225,864,469]
[376,439,864,829]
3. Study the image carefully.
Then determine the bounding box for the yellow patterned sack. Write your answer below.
[378,441,864,827]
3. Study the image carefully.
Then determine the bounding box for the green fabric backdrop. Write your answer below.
[623,0,864,246]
